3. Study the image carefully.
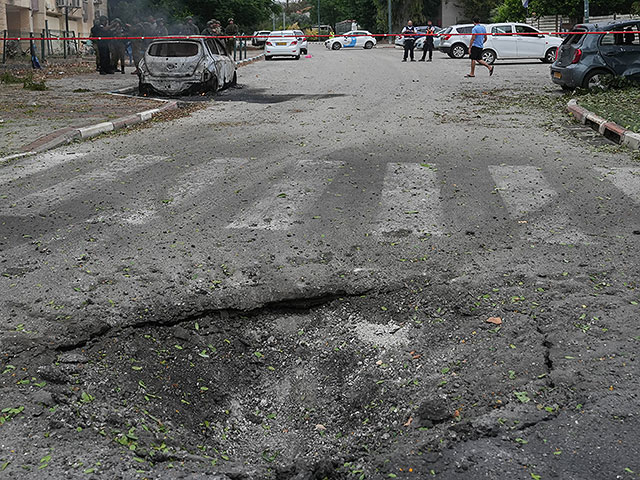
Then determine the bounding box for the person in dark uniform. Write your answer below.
[185,16,200,35]
[92,16,114,74]
[109,18,126,73]
[419,20,435,62]
[401,20,417,62]
[201,20,215,36]
[156,19,168,37]
[90,18,101,71]
[225,18,238,53]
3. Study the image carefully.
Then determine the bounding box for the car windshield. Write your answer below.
[148,42,199,57]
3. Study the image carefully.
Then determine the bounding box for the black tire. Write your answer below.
[482,49,496,65]
[265,55,272,61]
[561,85,573,91]
[230,71,237,87]
[364,41,374,49]
[447,51,455,58]
[331,42,341,50]
[301,48,307,55]
[295,54,300,60]
[542,47,557,64]
[206,76,218,95]
[450,43,467,59]
[582,69,612,90]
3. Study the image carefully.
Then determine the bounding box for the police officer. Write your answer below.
[419,20,435,62]
[401,20,417,62]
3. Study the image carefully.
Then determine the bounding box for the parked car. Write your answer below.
[415,27,443,51]
[438,24,474,58]
[480,23,562,64]
[265,30,301,60]
[551,20,640,90]
[138,37,236,96]
[251,30,271,47]
[395,25,441,47]
[293,29,309,55]
[325,31,377,50]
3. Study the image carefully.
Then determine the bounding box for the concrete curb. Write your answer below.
[0,57,261,164]
[567,98,640,150]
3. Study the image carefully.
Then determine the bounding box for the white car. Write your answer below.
[438,24,474,58]
[293,29,308,55]
[482,23,563,64]
[265,30,301,60]
[138,37,236,96]
[325,30,376,50]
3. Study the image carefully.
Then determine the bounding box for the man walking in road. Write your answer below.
[466,17,494,77]
[401,20,417,62]
[419,20,435,62]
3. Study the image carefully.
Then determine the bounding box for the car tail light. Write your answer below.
[266,41,272,46]
[555,48,560,61]
[571,48,582,64]
[443,34,452,40]
[291,41,297,45]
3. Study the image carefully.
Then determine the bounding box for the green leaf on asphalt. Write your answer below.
[514,391,531,403]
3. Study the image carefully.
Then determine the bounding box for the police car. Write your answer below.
[325,31,377,50]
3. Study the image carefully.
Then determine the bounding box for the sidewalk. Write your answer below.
[0,61,164,157]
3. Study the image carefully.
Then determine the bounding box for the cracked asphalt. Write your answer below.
[1,47,640,479]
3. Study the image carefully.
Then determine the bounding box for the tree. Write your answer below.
[492,0,527,22]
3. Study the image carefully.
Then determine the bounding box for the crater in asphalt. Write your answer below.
[5,271,625,478]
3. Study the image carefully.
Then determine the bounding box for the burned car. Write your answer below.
[138,37,236,96]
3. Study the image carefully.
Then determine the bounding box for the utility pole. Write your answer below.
[584,0,590,23]
[317,0,320,36]
[387,0,392,44]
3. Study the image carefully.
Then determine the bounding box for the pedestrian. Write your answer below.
[129,17,145,75]
[401,20,417,62]
[201,20,215,36]
[156,18,168,37]
[466,17,494,77]
[109,18,126,74]
[93,16,114,75]
[90,18,101,71]
[225,18,238,53]
[185,16,200,35]
[419,20,435,62]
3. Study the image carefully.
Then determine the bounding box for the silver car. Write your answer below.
[138,37,236,96]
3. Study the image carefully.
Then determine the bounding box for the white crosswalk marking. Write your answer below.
[489,165,556,217]
[0,152,86,186]
[490,165,587,244]
[0,154,166,216]
[375,162,443,235]
[227,160,340,230]
[596,167,640,204]
[90,158,248,225]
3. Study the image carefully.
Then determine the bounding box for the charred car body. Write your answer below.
[138,37,237,96]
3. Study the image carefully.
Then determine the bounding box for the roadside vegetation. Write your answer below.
[578,86,640,134]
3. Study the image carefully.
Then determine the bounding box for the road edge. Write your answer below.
[567,98,640,150]
[0,53,265,164]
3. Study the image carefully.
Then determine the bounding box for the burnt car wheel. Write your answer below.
[582,69,613,90]
[331,42,341,50]
[542,47,557,63]
[206,76,218,94]
[451,43,467,59]
[138,82,151,96]
[230,71,237,87]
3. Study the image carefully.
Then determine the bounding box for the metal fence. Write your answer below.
[1,29,90,64]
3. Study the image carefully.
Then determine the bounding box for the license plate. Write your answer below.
[277,42,286,46]
[553,72,562,79]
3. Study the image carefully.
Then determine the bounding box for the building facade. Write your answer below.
[441,0,465,27]
[1,0,107,43]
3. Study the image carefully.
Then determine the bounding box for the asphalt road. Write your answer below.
[1,47,640,478]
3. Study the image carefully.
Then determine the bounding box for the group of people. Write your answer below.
[400,20,436,62]
[400,17,494,78]
[89,15,241,75]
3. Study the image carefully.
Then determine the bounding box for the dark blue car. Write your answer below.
[551,20,640,90]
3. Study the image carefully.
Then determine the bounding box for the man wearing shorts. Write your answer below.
[467,17,494,77]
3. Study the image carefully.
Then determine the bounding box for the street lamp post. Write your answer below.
[387,0,392,44]
[584,0,590,23]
